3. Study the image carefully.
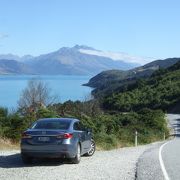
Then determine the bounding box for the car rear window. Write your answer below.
[31,120,70,130]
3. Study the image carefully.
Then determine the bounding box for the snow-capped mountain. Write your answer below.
[0,45,149,75]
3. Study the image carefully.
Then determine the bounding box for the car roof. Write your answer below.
[37,118,79,123]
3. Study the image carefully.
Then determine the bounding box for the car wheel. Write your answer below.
[21,153,32,164]
[71,143,81,164]
[85,139,96,156]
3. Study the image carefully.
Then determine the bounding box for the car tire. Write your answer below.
[71,143,81,164]
[21,153,33,164]
[85,139,96,156]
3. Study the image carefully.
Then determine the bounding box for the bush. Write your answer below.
[0,104,168,148]
[36,107,58,119]
[95,133,118,150]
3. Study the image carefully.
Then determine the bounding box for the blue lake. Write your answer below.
[0,75,92,109]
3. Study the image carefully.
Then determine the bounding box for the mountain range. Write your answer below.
[1,45,179,78]
[0,45,141,75]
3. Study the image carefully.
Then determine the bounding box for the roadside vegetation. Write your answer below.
[0,105,168,150]
[1,61,180,150]
[0,138,19,150]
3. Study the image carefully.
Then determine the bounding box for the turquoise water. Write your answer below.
[0,75,92,109]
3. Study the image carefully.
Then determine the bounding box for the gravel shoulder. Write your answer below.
[0,145,152,180]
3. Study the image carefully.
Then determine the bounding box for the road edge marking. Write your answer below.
[159,141,171,180]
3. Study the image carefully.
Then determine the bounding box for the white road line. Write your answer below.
[159,141,171,180]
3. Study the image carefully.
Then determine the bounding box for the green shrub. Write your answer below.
[0,104,168,147]
[95,133,118,150]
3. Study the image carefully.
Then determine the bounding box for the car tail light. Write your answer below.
[22,132,32,139]
[63,133,73,139]
[56,133,73,139]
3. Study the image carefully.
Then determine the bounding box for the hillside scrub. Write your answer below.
[103,62,180,112]
[80,108,169,149]
[0,105,168,150]
[85,58,180,100]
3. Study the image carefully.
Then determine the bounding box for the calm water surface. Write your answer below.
[0,75,92,108]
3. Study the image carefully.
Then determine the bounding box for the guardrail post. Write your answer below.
[163,132,166,141]
[135,131,138,147]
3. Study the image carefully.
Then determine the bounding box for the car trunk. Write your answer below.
[24,129,67,145]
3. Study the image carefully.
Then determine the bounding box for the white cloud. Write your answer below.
[0,33,9,39]
[79,49,154,65]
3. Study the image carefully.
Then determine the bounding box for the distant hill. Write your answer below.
[0,59,33,74]
[0,54,20,61]
[85,58,180,98]
[0,54,34,62]
[0,45,140,75]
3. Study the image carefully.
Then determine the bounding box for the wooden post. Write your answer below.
[135,131,138,147]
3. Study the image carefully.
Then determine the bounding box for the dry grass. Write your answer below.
[0,138,19,150]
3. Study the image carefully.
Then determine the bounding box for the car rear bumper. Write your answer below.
[21,142,77,158]
[21,151,73,158]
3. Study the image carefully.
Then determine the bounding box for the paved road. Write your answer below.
[161,114,180,180]
[136,114,180,180]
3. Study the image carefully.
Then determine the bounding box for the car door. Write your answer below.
[84,127,91,151]
[78,122,91,151]
[73,122,87,154]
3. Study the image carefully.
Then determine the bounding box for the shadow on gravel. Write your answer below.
[0,153,73,168]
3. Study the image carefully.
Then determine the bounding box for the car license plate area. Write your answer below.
[38,136,50,142]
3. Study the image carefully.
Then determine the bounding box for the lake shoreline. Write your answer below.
[0,75,92,108]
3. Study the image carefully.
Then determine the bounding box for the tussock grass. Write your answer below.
[0,138,19,150]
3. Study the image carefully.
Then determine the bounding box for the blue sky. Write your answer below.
[0,0,180,60]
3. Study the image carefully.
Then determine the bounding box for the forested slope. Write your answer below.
[103,61,180,112]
